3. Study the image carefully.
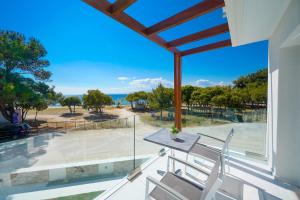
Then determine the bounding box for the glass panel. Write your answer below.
[133,114,162,170]
[0,115,138,199]
[182,107,267,163]
[0,104,168,199]
[138,107,175,128]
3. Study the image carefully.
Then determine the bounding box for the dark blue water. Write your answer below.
[109,94,129,105]
[52,94,129,107]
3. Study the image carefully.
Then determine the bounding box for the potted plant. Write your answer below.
[170,126,179,140]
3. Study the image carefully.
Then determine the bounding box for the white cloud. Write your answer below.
[54,86,92,95]
[194,79,211,87]
[192,79,229,87]
[117,76,130,81]
[102,87,137,94]
[55,85,130,95]
[55,77,173,95]
[129,77,172,90]
[54,78,230,95]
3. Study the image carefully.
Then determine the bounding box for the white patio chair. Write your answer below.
[145,155,223,200]
[186,129,234,174]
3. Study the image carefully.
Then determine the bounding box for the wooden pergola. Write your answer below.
[83,0,232,130]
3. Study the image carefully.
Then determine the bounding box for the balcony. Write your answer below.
[0,109,283,200]
[1,0,300,199]
[97,149,300,200]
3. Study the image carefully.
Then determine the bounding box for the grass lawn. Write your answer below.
[139,110,229,127]
[48,191,103,200]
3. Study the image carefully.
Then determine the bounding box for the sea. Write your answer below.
[50,94,129,107]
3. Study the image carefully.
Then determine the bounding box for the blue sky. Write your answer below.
[0,0,268,94]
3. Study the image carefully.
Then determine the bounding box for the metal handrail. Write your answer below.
[197,133,225,143]
[168,155,210,175]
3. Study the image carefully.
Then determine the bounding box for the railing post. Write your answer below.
[133,115,136,170]
[174,53,182,130]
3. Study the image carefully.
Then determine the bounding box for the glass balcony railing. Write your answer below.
[182,107,268,163]
[0,115,160,200]
[135,105,268,163]
[0,106,268,199]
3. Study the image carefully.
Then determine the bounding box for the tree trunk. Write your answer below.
[21,109,25,122]
[73,105,76,113]
[160,110,163,121]
[68,106,72,113]
[130,101,133,110]
[22,109,28,122]
[35,110,38,121]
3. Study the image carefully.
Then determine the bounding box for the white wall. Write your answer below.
[268,0,300,186]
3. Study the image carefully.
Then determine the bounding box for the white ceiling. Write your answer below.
[281,24,300,48]
[224,0,292,46]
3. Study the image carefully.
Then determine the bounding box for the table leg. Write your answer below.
[171,149,175,172]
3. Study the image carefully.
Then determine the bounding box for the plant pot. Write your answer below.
[170,133,177,140]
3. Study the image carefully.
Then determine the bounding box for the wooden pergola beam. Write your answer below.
[110,0,136,14]
[83,0,180,53]
[83,0,233,132]
[144,0,225,35]
[167,23,229,48]
[174,53,182,130]
[180,39,231,56]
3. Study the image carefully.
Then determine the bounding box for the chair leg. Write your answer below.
[227,148,230,173]
[167,156,170,172]
[185,153,189,174]
[171,149,175,172]
[145,179,150,200]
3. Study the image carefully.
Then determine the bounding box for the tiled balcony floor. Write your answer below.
[97,150,300,200]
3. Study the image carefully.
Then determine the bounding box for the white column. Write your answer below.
[268,0,300,186]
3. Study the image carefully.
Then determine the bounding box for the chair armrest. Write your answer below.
[197,133,225,143]
[168,156,210,176]
[146,176,189,200]
[196,143,222,154]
